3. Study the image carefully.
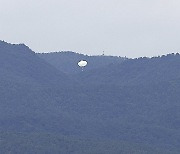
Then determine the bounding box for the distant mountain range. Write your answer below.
[37,51,125,74]
[0,40,180,154]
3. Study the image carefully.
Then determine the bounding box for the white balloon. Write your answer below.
[78,60,88,67]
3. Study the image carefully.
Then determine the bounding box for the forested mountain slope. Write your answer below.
[39,51,180,152]
[0,41,180,153]
[0,41,71,87]
[0,41,75,133]
[76,54,180,85]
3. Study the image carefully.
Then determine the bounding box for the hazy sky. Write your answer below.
[0,0,180,58]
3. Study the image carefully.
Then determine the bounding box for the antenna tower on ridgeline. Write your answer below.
[102,51,105,56]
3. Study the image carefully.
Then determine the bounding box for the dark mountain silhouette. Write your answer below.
[0,40,75,133]
[0,41,71,87]
[0,40,180,153]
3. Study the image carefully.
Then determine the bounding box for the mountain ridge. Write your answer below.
[0,40,180,153]
[37,51,126,74]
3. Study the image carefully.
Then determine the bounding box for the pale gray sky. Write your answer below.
[0,0,180,58]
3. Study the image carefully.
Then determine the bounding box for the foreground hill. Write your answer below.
[0,41,180,153]
[38,51,180,152]
[0,132,177,154]
[59,54,180,151]
[0,40,75,133]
